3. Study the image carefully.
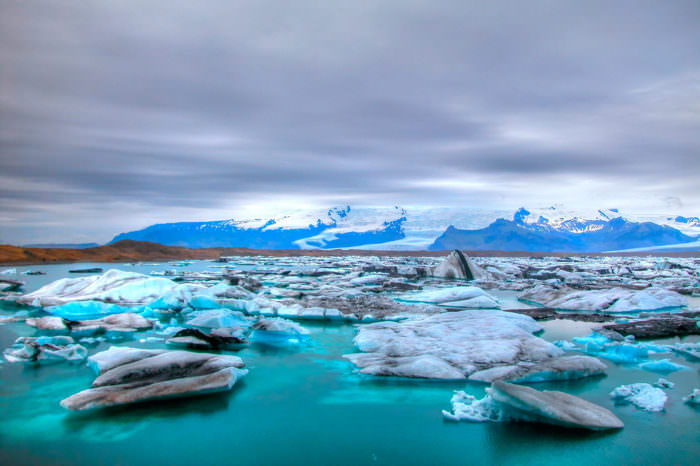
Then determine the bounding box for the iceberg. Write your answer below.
[654,378,674,389]
[519,285,686,313]
[431,250,486,280]
[185,309,251,329]
[61,348,247,410]
[444,382,624,431]
[3,336,87,364]
[638,359,688,373]
[399,286,499,309]
[46,301,144,320]
[344,310,564,379]
[467,356,607,383]
[251,318,310,346]
[683,389,700,406]
[17,269,185,307]
[610,383,667,412]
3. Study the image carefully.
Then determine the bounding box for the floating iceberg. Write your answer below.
[399,286,499,309]
[17,269,185,307]
[251,318,310,346]
[467,356,607,383]
[683,389,700,406]
[3,336,87,364]
[167,328,247,350]
[654,378,674,389]
[344,310,564,379]
[26,313,154,339]
[185,309,251,329]
[610,383,667,412]
[46,301,144,320]
[62,348,247,410]
[431,250,486,280]
[444,382,624,431]
[638,359,688,373]
[519,285,686,313]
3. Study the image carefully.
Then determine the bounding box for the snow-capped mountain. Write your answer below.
[110,204,700,251]
[110,206,408,249]
[429,207,699,252]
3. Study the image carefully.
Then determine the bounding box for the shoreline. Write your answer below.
[1,239,700,265]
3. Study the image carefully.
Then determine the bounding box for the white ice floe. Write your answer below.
[519,285,686,313]
[185,308,251,329]
[444,382,624,430]
[343,310,564,379]
[610,383,667,412]
[399,286,500,309]
[17,269,186,307]
[3,336,87,364]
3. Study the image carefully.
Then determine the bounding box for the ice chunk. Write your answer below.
[520,285,686,313]
[400,286,497,305]
[431,250,486,280]
[62,348,246,410]
[188,295,221,310]
[444,382,624,430]
[442,390,504,422]
[343,310,562,380]
[468,356,607,383]
[610,383,667,412]
[4,336,87,364]
[46,301,143,320]
[250,318,310,346]
[185,309,251,329]
[654,378,674,389]
[638,359,688,373]
[17,269,193,307]
[682,389,700,406]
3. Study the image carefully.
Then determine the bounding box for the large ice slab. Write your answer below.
[520,285,687,313]
[444,382,624,431]
[17,269,186,307]
[61,348,246,410]
[343,310,563,379]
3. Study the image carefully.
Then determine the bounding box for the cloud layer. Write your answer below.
[1,1,699,243]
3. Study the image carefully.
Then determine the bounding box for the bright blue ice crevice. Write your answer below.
[46,301,144,320]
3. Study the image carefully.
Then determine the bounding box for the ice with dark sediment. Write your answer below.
[443,381,624,431]
[61,347,247,410]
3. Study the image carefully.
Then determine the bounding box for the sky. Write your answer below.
[1,0,699,244]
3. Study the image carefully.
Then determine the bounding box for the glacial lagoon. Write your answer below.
[1,258,698,465]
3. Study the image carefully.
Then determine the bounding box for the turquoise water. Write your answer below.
[1,262,698,465]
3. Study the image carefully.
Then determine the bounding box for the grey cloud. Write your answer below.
[1,0,699,242]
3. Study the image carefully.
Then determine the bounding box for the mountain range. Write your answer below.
[109,205,700,252]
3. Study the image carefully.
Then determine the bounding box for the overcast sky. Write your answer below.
[1,0,699,243]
